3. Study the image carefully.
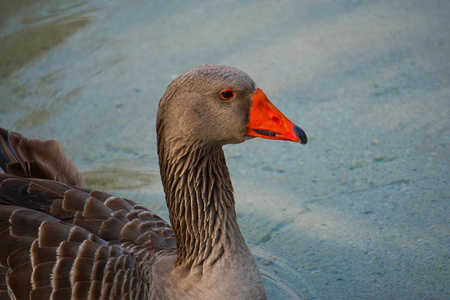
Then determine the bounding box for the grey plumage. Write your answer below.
[0,65,306,299]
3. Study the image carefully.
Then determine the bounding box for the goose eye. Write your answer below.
[219,89,236,100]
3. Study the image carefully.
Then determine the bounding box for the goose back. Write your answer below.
[0,128,176,299]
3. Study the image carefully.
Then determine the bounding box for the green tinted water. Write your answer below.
[1,0,449,298]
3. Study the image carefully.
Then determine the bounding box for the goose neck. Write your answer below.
[158,141,245,268]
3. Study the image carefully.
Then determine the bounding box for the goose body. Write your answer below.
[0,65,307,300]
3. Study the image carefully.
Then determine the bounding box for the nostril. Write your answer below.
[271,116,281,126]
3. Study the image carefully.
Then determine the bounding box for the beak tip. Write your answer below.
[294,125,307,145]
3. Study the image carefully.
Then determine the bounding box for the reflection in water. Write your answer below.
[0,17,89,77]
[14,85,84,129]
[0,1,99,78]
[0,1,104,130]
[83,157,157,191]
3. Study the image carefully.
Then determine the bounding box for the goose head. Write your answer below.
[157,64,307,147]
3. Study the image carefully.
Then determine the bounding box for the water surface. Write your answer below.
[1,0,449,299]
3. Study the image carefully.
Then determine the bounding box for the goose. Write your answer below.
[0,65,307,300]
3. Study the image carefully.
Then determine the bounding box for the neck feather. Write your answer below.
[158,138,244,268]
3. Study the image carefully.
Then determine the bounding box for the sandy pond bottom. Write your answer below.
[1,0,449,299]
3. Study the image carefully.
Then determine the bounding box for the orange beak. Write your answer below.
[246,88,307,144]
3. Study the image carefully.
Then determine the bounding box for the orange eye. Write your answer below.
[219,89,235,100]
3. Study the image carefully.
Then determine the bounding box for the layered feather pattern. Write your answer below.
[0,129,176,299]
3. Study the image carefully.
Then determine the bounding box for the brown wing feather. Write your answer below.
[0,127,85,188]
[0,175,176,299]
[0,128,176,299]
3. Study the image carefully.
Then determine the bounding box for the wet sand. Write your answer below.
[1,0,449,298]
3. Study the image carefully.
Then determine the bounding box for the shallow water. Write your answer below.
[1,0,449,299]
